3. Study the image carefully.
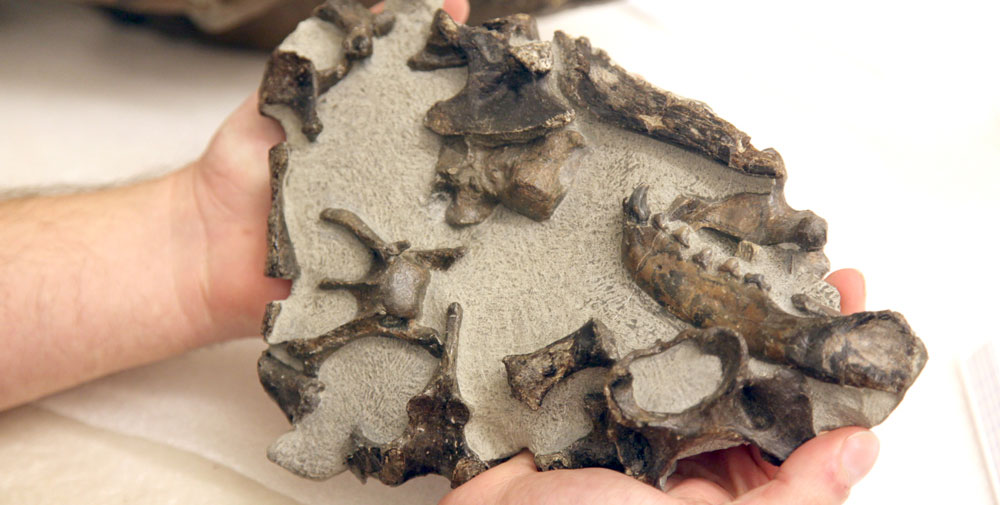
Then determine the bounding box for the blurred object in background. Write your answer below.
[466,0,605,24]
[63,0,612,50]
[66,0,325,50]
[960,340,1000,505]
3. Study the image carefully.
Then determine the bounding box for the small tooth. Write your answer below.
[652,213,670,231]
[743,273,770,291]
[718,258,740,278]
[693,248,713,269]
[736,241,760,262]
[671,225,692,248]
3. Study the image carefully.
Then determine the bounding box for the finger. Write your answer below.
[439,451,537,505]
[204,93,284,172]
[486,450,540,479]
[664,475,733,505]
[389,0,468,22]
[442,0,470,23]
[747,445,779,481]
[442,452,678,505]
[825,268,866,314]
[730,428,879,505]
[670,445,769,498]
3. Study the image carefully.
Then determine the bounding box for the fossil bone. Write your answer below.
[284,209,464,373]
[503,319,614,410]
[554,32,786,178]
[605,328,816,483]
[258,1,927,491]
[412,10,585,226]
[344,303,489,487]
[259,0,395,141]
[668,190,828,252]
[622,185,927,394]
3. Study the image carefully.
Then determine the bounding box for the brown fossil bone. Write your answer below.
[622,186,927,394]
[417,12,573,144]
[264,143,299,280]
[533,392,624,472]
[668,189,828,252]
[435,129,586,225]
[344,302,490,488]
[259,0,395,141]
[503,319,614,410]
[259,52,328,142]
[605,328,816,483]
[314,0,396,61]
[284,209,464,374]
[553,32,785,179]
[504,325,817,481]
[408,9,468,71]
[411,11,585,226]
[258,351,325,423]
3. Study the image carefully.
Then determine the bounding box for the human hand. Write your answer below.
[173,0,471,342]
[441,269,878,505]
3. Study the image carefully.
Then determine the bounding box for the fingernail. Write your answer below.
[840,431,880,486]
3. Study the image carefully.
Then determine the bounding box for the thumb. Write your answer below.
[733,428,879,505]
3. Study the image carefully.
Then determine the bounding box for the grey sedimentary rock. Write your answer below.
[256,0,926,491]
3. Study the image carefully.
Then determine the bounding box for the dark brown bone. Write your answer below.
[260,52,326,141]
[408,9,467,70]
[259,0,394,141]
[669,191,827,252]
[415,12,574,145]
[412,11,585,226]
[435,129,585,226]
[605,328,815,483]
[622,186,927,394]
[345,303,490,488]
[264,143,300,279]
[534,392,623,472]
[284,209,464,374]
[553,32,785,178]
[258,351,325,424]
[314,0,395,61]
[503,319,614,410]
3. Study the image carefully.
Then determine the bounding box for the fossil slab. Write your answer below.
[257,0,926,489]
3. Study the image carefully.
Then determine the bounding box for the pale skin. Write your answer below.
[0,1,877,502]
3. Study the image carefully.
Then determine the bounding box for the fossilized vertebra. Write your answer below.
[504,325,818,483]
[284,209,464,373]
[259,0,395,141]
[605,328,816,483]
[503,319,614,410]
[434,130,585,225]
[345,303,489,487]
[412,10,585,226]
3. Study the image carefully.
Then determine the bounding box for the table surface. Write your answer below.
[1,0,998,503]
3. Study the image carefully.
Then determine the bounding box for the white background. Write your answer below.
[0,0,997,503]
